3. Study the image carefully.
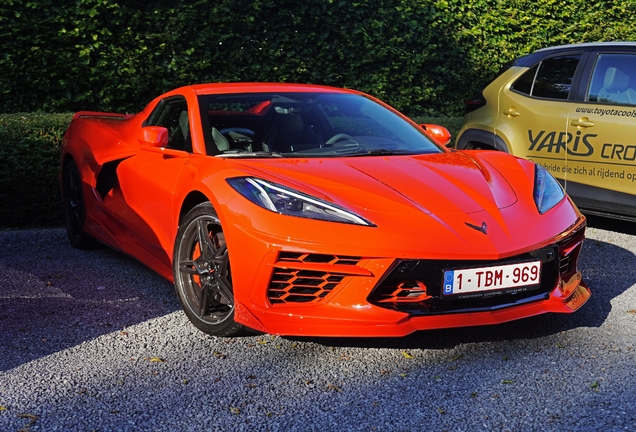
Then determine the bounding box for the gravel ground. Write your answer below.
[1,218,635,431]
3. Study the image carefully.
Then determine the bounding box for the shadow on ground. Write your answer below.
[0,228,180,372]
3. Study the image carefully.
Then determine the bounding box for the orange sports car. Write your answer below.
[60,83,590,337]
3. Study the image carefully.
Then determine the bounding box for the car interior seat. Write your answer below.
[208,127,254,154]
[209,127,230,154]
[598,67,630,104]
[220,128,253,153]
[625,88,636,104]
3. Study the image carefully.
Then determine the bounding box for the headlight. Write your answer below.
[227,177,375,226]
[533,164,565,214]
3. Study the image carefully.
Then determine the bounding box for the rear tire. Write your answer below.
[173,202,245,337]
[62,160,96,249]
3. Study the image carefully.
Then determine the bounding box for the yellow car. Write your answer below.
[457,42,636,221]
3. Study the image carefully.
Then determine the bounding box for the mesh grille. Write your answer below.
[268,253,362,305]
[278,252,361,266]
[557,226,586,279]
[559,255,572,274]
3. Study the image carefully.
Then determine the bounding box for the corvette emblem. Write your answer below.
[466,221,488,234]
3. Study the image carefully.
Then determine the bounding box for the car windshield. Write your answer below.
[197,92,442,157]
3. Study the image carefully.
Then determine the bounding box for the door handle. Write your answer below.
[570,118,595,128]
[503,107,520,117]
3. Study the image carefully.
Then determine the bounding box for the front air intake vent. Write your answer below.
[278,252,361,266]
[268,253,366,305]
[268,268,345,304]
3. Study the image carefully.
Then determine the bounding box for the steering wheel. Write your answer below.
[326,133,355,145]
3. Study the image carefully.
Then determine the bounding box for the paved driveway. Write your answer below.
[1,220,635,431]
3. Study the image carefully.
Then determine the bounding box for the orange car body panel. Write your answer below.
[61,83,590,337]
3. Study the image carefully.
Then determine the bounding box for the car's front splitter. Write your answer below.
[233,275,590,337]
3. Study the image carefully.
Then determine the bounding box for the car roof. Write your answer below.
[535,41,636,53]
[512,42,636,67]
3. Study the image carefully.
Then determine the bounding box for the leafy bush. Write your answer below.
[0,114,71,227]
[1,0,635,226]
[2,0,634,117]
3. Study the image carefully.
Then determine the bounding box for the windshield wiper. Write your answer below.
[347,149,418,156]
[215,151,285,158]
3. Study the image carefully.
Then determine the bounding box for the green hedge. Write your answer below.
[1,0,635,227]
[0,114,71,227]
[0,114,460,228]
[2,0,635,117]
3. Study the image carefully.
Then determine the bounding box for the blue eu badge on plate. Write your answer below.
[444,270,454,294]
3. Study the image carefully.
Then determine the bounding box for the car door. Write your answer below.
[564,50,636,217]
[109,96,195,269]
[496,52,585,185]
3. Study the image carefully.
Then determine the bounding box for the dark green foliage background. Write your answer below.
[2,0,635,117]
[0,114,71,227]
[0,0,634,227]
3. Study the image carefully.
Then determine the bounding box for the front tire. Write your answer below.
[173,202,245,337]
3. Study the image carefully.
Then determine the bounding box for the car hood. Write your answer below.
[226,151,578,258]
[234,151,519,218]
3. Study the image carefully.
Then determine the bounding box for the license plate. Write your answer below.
[443,260,541,296]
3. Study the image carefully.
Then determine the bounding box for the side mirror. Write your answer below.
[138,126,169,147]
[420,124,452,147]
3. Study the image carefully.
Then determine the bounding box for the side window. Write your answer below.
[511,55,581,100]
[587,53,636,106]
[146,96,192,152]
[511,64,538,95]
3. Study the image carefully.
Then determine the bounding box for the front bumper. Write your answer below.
[228,214,590,337]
